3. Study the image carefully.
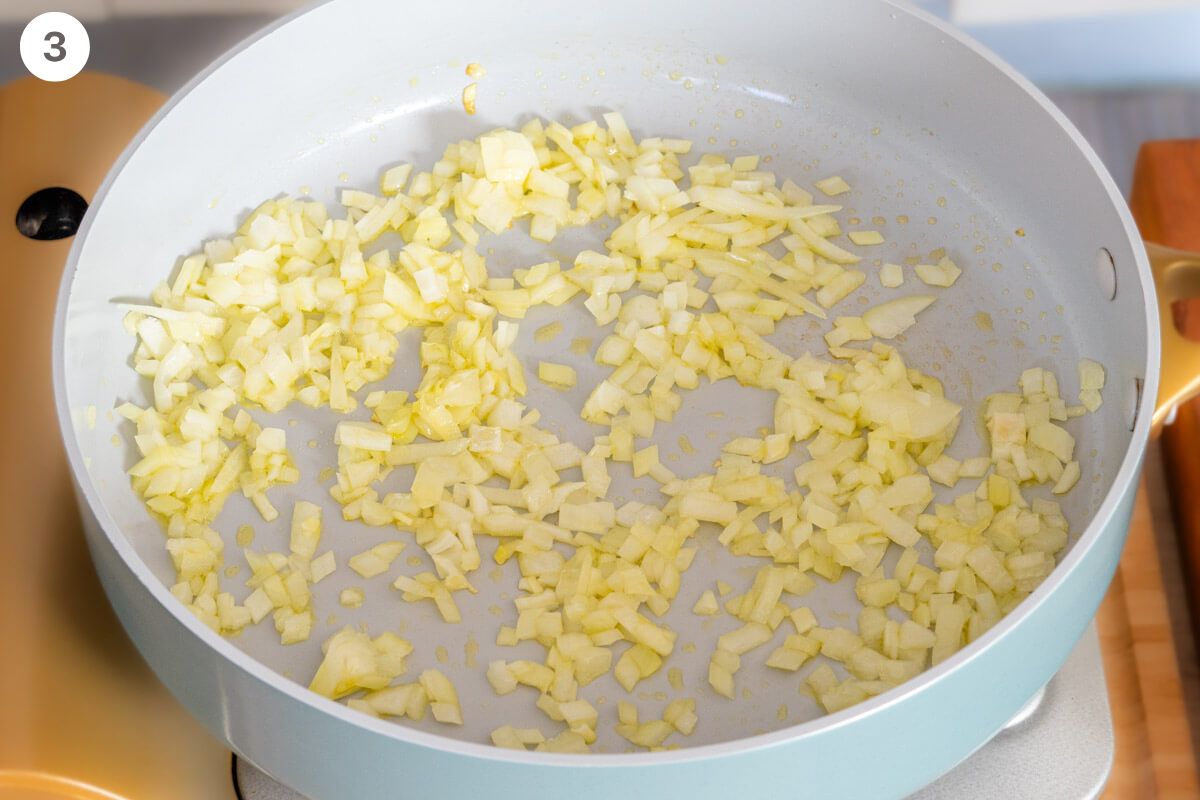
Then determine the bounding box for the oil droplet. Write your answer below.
[742,687,753,699]
[896,215,909,224]
[597,68,607,78]
[465,637,479,667]
[974,312,993,332]
[936,196,946,208]
[236,525,255,547]
[682,642,697,653]
[307,439,318,449]
[707,136,718,144]
[318,467,334,482]
[408,76,419,87]
[488,605,503,617]
[735,109,745,119]
[683,79,695,90]
[688,119,698,128]
[715,53,729,64]
[570,337,592,355]
[287,419,298,427]
[927,216,937,225]
[992,262,1003,273]
[338,172,349,183]
[678,435,696,455]
[777,704,788,721]
[871,126,881,136]
[534,321,563,343]
[872,216,886,226]
[369,134,378,143]
[435,646,449,663]
[1024,287,1035,300]
[774,119,783,129]
[224,565,240,578]
[669,70,683,80]
[317,137,326,145]
[110,434,121,447]
[728,139,738,147]
[408,555,423,567]
[1055,304,1064,315]
[1015,228,1026,237]
[848,217,861,226]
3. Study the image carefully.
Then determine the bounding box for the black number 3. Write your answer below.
[44,31,66,62]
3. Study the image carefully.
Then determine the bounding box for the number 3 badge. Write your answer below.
[21,12,90,82]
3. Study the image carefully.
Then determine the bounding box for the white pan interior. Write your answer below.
[59,0,1152,752]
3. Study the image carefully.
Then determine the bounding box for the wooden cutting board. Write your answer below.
[1097,141,1200,799]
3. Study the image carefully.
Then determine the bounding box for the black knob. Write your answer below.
[16,187,88,240]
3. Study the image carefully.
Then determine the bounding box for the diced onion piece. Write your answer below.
[538,361,577,389]
[848,231,884,246]
[309,551,337,583]
[914,257,962,288]
[861,295,934,339]
[348,541,405,578]
[814,176,851,196]
[340,588,365,608]
[692,590,719,616]
[880,263,904,288]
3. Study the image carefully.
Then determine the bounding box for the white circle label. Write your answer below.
[20,12,90,82]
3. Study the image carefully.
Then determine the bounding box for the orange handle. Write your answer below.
[1148,241,1200,431]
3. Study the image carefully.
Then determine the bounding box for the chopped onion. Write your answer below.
[119,110,1107,751]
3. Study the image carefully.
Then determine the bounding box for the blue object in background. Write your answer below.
[909,2,1200,88]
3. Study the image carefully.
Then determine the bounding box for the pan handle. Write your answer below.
[1148,241,1200,431]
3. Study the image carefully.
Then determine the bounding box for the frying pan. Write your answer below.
[51,0,1200,797]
